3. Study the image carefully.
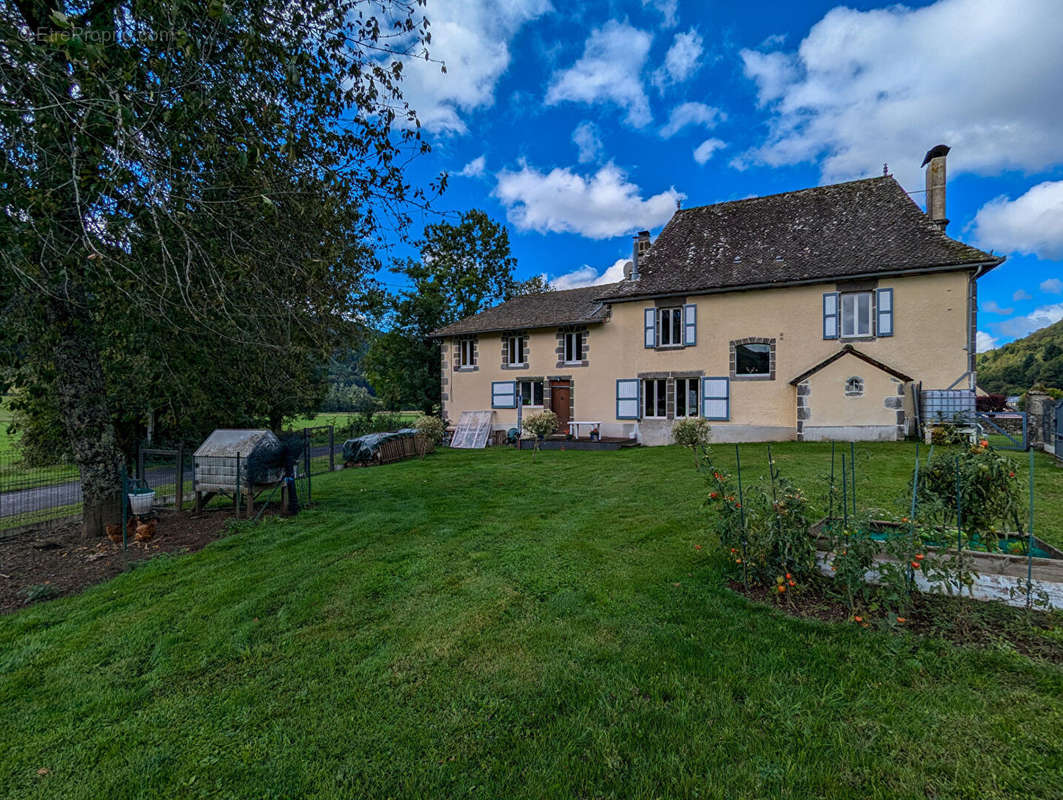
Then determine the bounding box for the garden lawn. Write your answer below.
[291,410,420,431]
[1,443,1062,799]
[0,400,16,458]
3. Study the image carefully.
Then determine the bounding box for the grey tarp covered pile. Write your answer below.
[342,429,419,463]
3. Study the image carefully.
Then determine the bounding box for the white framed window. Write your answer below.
[657,307,683,346]
[675,377,699,417]
[840,292,873,338]
[643,378,667,418]
[563,331,584,363]
[506,335,526,365]
[459,338,475,367]
[519,380,544,407]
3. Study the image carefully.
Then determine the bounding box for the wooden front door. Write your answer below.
[550,381,571,434]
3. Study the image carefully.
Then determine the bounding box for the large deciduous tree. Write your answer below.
[0,1,435,535]
[365,209,546,414]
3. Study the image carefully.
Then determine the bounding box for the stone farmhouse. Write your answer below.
[432,148,1004,445]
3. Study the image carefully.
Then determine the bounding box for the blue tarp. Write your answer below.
[342,429,419,463]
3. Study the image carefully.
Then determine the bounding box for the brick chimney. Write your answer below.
[631,230,650,280]
[922,144,950,230]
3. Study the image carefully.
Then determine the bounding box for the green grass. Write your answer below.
[0,400,16,458]
[1,443,1062,799]
[290,410,420,431]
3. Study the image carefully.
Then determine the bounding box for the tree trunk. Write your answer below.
[49,305,123,538]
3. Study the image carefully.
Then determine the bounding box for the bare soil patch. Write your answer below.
[0,509,233,613]
[729,578,1063,664]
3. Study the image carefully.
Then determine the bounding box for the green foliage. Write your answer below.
[824,519,880,613]
[522,410,558,442]
[365,210,532,413]
[413,415,446,447]
[671,418,711,455]
[1,0,433,527]
[18,583,60,604]
[916,443,1026,550]
[704,452,816,594]
[977,318,1063,394]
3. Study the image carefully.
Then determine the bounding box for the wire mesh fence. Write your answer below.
[299,426,336,476]
[0,451,82,536]
[0,417,414,536]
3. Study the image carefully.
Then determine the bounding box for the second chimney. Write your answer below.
[922,144,950,230]
[631,230,650,280]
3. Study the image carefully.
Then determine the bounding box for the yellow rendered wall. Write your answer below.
[443,270,972,442]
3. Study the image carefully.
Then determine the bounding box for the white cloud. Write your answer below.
[736,0,1063,186]
[493,162,682,239]
[971,182,1063,260]
[981,300,1013,315]
[642,0,678,28]
[399,0,552,134]
[693,138,726,164]
[545,21,653,128]
[652,28,704,90]
[976,331,998,352]
[994,303,1063,338]
[458,155,486,177]
[1042,278,1063,294]
[1013,289,1033,301]
[659,102,724,138]
[572,121,603,164]
[551,257,630,290]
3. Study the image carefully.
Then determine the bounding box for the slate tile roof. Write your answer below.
[430,283,616,337]
[433,175,1002,337]
[598,176,1002,301]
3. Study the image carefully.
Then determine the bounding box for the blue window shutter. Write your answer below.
[823,292,840,339]
[876,288,894,337]
[701,377,730,421]
[644,308,657,348]
[491,381,516,409]
[616,379,641,420]
[683,304,697,346]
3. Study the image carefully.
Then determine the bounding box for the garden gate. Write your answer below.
[974,411,1028,451]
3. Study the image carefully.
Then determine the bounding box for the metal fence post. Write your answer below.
[121,464,128,551]
[329,425,335,472]
[305,430,312,507]
[176,445,184,512]
[235,454,242,518]
[137,442,145,483]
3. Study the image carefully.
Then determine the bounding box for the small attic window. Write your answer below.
[845,376,864,397]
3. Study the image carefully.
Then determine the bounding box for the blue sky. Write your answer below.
[392,0,1063,349]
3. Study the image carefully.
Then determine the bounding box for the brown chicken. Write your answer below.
[134,519,157,543]
[105,524,122,544]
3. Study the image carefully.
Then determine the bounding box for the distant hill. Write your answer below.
[977,319,1063,395]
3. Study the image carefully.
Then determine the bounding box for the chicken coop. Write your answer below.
[193,429,288,514]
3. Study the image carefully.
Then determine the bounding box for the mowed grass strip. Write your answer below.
[1,443,1061,799]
